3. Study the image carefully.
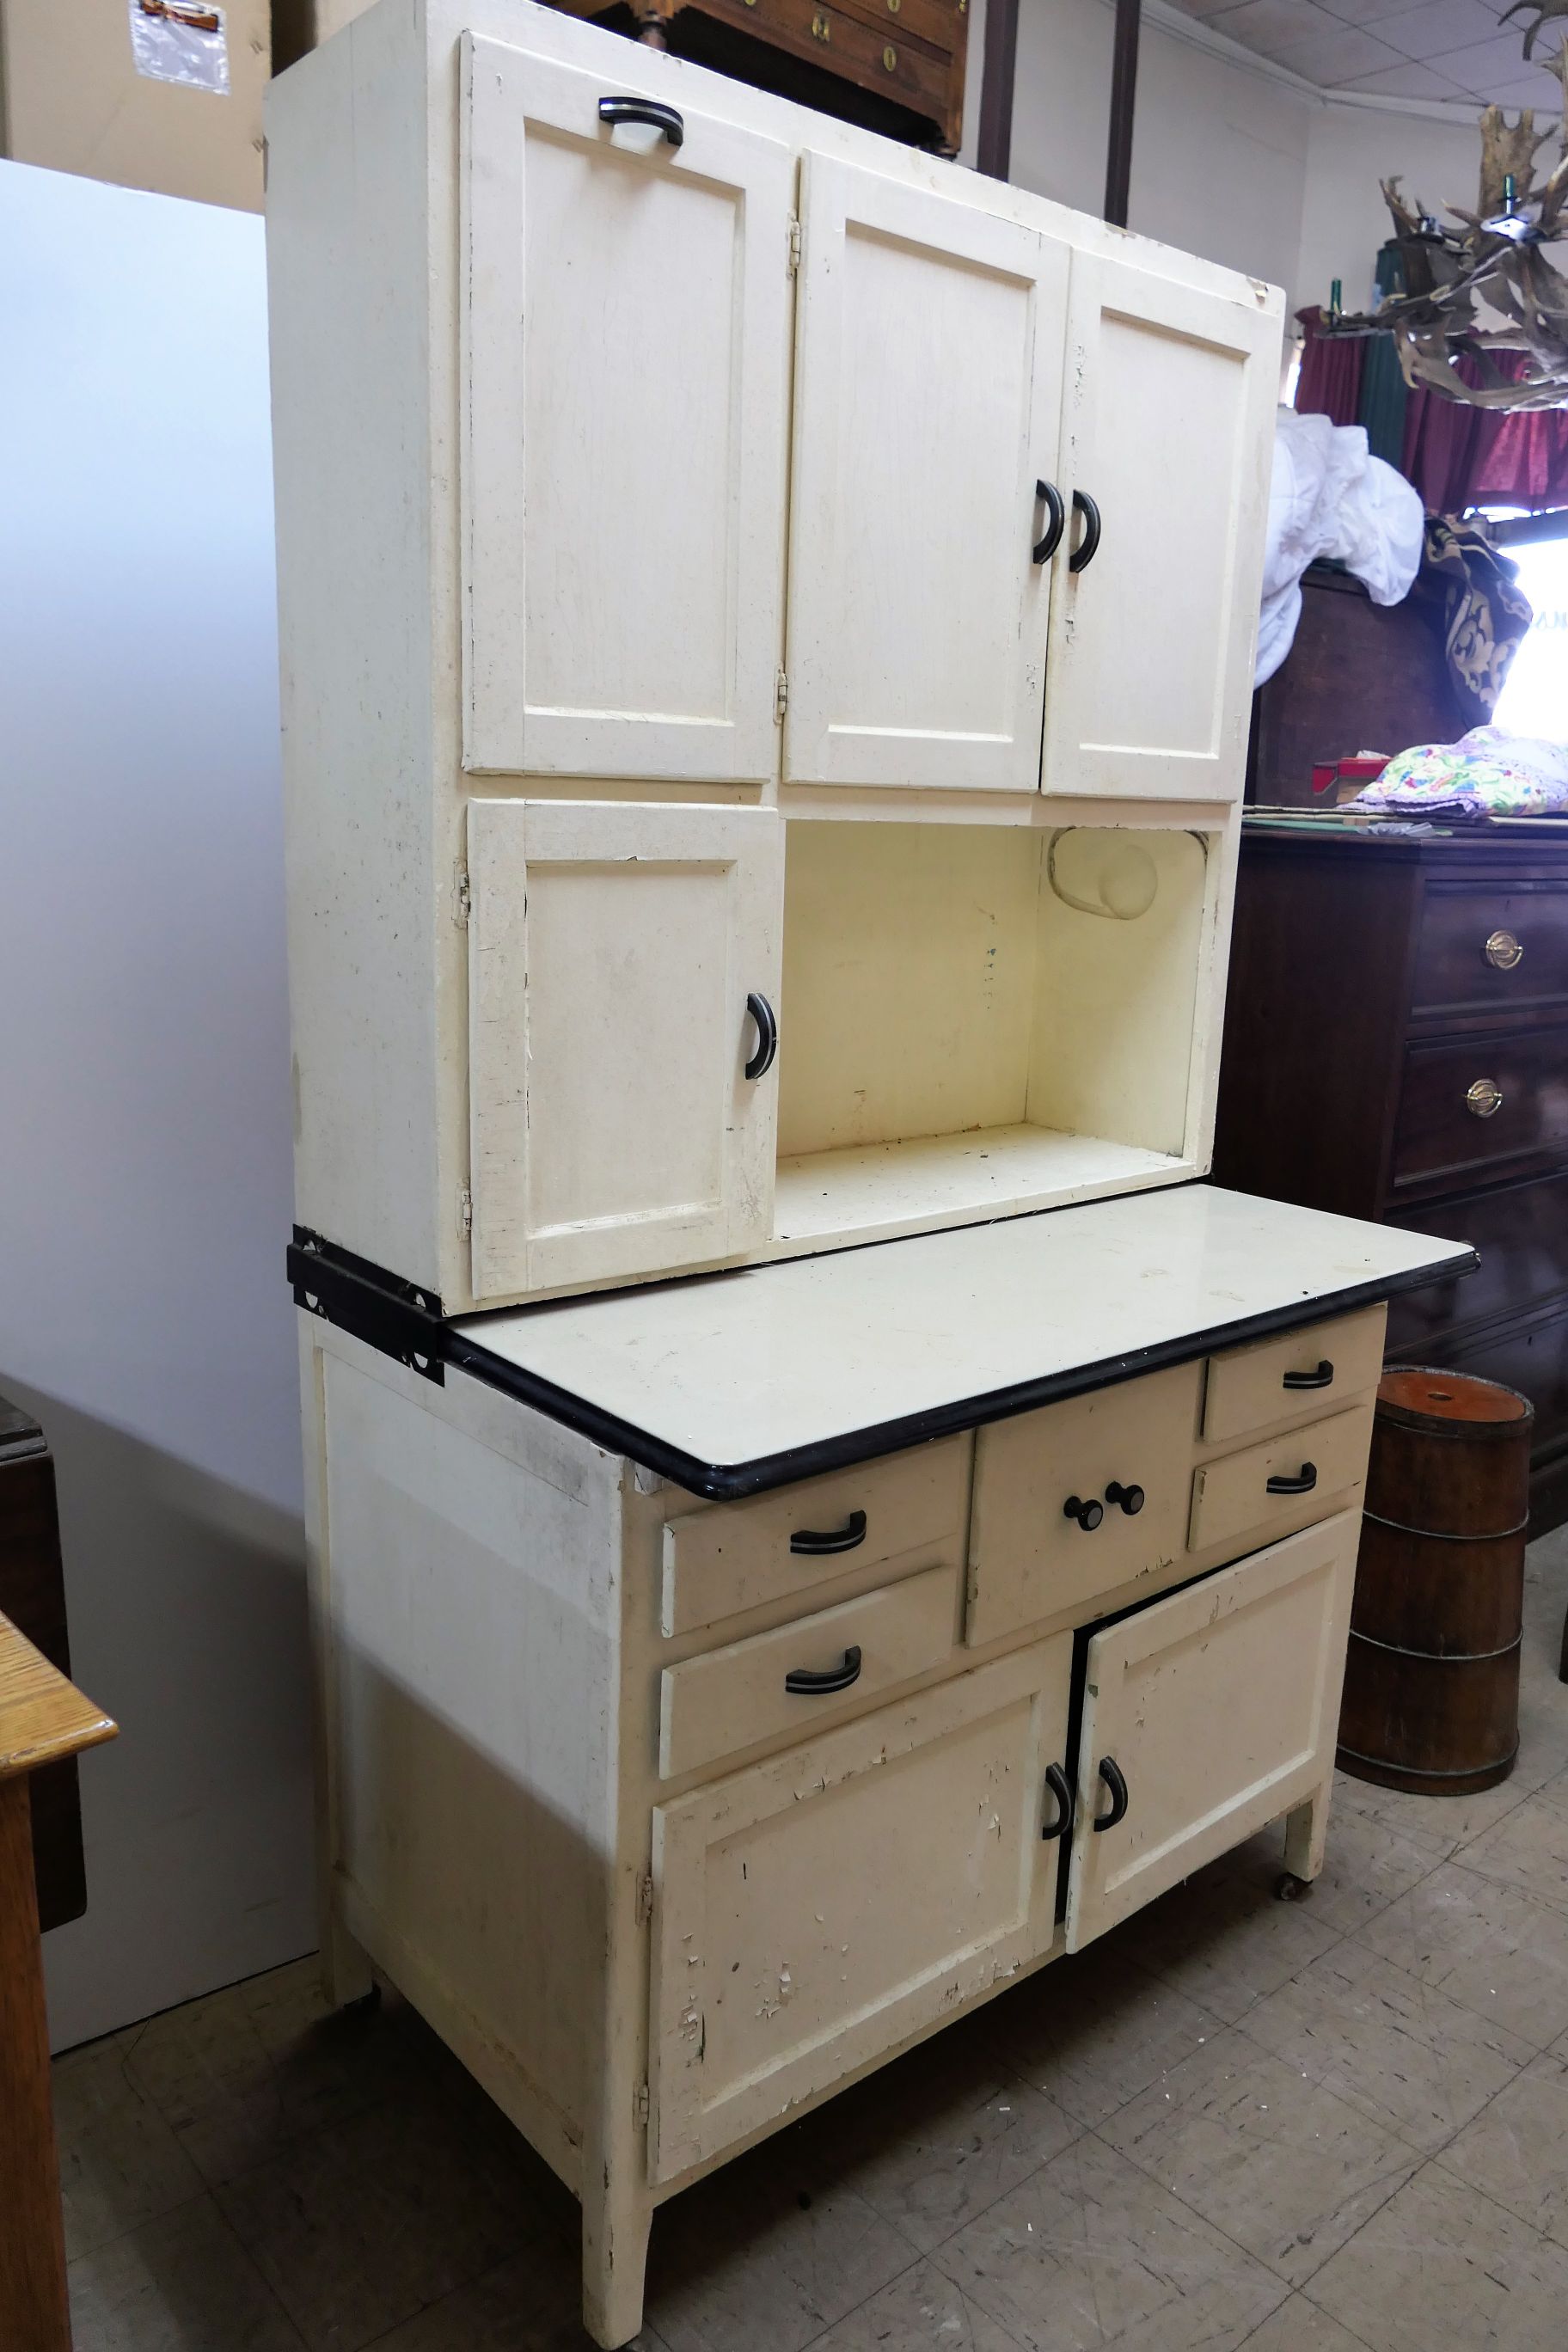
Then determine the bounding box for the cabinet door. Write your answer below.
[649,1636,1071,2181]
[1041,253,1277,801]
[467,800,782,1301]
[783,154,1069,793]
[1066,1510,1357,1951]
[461,35,793,781]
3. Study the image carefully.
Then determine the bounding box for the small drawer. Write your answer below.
[658,1560,960,1779]
[1412,884,1568,1016]
[831,0,960,57]
[1392,1030,1568,1192]
[968,1362,1202,1648]
[1188,1406,1370,1555]
[699,0,953,118]
[1202,1308,1385,1446]
[661,1436,969,1639]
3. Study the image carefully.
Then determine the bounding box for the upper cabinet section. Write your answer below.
[1041,253,1277,803]
[461,36,793,781]
[782,156,1069,793]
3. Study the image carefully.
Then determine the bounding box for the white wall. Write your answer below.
[0,160,314,2049]
[1295,101,1482,316]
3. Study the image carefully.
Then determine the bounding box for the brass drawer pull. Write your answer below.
[1485,929,1523,971]
[883,40,897,65]
[811,8,830,37]
[1467,1077,1504,1118]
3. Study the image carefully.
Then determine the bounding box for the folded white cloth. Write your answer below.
[1255,407,1426,687]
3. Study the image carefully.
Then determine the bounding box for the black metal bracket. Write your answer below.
[288,1228,448,1385]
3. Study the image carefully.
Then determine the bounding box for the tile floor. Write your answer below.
[56,1528,1568,2352]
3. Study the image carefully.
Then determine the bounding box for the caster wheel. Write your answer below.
[1274,1872,1312,1903]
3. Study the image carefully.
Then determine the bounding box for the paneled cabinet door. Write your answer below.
[648,1636,1072,2181]
[1066,1510,1357,1951]
[461,34,793,781]
[466,800,783,1302]
[1041,253,1277,801]
[783,154,1069,792]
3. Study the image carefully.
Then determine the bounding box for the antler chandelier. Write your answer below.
[1323,44,1568,409]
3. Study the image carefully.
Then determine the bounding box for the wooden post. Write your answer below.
[1104,0,1142,228]
[977,0,1019,181]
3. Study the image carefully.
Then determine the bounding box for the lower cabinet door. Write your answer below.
[1065,1511,1358,1952]
[648,1636,1073,2182]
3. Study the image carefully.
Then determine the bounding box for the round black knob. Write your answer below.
[1063,1494,1104,1530]
[1106,1480,1145,1516]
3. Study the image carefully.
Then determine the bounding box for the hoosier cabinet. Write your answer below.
[266,4,1472,2342]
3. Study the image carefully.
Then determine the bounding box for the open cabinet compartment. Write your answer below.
[772,819,1216,1248]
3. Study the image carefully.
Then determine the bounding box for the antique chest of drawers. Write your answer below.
[1213,824,1568,1528]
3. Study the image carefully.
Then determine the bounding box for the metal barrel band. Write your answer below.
[1337,1738,1520,1782]
[1348,1626,1523,1665]
[1361,1506,1530,1542]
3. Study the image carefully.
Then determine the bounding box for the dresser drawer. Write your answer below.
[1202,1308,1385,1446]
[1392,1029,1568,1192]
[698,0,952,119]
[831,0,961,57]
[1386,1172,1559,1354]
[1412,885,1568,1017]
[968,1363,1201,1647]
[658,1559,960,1778]
[1188,1406,1370,1554]
[661,1437,968,1638]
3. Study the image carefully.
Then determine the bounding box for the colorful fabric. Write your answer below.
[1418,518,1534,722]
[1352,726,1568,816]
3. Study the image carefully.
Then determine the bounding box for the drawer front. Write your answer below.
[1202,1308,1385,1446]
[968,1363,1202,1648]
[1385,1172,1563,1354]
[662,1436,969,1638]
[1392,1029,1568,1192]
[699,0,953,118]
[658,1560,960,1779]
[1188,1406,1370,1555]
[1412,884,1568,1017]
[830,0,962,56]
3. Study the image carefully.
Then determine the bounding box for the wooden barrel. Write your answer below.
[1338,1366,1533,1797]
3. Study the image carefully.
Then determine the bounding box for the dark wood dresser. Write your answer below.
[0,1396,87,1932]
[1214,824,1568,1533]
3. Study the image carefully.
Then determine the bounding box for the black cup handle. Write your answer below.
[597,95,684,148]
[1041,1761,1075,1841]
[1033,480,1065,564]
[785,1645,862,1697]
[744,992,777,1081]
[1266,1463,1319,1495]
[1093,1756,1129,1832]
[1069,488,1102,575]
[789,1510,867,1557]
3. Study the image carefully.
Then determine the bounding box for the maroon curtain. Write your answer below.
[1294,305,1363,428]
[1401,352,1568,512]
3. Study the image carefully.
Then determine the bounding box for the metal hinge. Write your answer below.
[775,669,788,722]
[633,2080,651,2127]
[787,214,802,273]
[458,1188,473,1243]
[635,1871,655,1926]
[455,867,472,926]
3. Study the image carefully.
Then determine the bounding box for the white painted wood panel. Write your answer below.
[783,151,1069,792]
[1066,1512,1358,1947]
[1203,1308,1387,1446]
[1041,253,1277,800]
[649,1638,1071,2178]
[467,799,782,1300]
[462,35,793,780]
[1187,1406,1371,1555]
[658,1559,960,1777]
[662,1436,970,1637]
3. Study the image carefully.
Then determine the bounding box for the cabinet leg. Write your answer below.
[1278,1783,1330,1899]
[581,2171,652,2350]
[320,1912,375,2012]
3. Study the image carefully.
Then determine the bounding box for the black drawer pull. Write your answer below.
[789,1510,867,1556]
[1032,479,1065,564]
[1105,1480,1144,1516]
[597,95,684,148]
[744,991,777,1081]
[1063,1493,1104,1530]
[1041,1761,1074,1841]
[1069,487,1101,574]
[1093,1756,1129,1832]
[1266,1461,1318,1495]
[785,1645,862,1697]
[1282,1361,1334,1391]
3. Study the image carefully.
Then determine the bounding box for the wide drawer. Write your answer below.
[1392,1029,1568,1192]
[661,1436,969,1638]
[1412,883,1568,1017]
[1188,1406,1370,1554]
[697,0,953,119]
[1202,1308,1385,1445]
[830,0,962,57]
[658,1559,960,1779]
[1386,1171,1561,1355]
[968,1363,1201,1647]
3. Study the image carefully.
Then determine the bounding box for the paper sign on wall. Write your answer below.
[128,0,230,93]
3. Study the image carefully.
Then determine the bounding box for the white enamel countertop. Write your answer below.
[453,1186,1473,1494]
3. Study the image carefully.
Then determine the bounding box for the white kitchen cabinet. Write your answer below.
[782,153,1069,793]
[467,799,782,1298]
[1041,250,1279,801]
[461,37,793,782]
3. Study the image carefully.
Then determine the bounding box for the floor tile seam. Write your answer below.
[62,2182,212,2274]
[790,2233,952,2352]
[1339,1900,1564,2054]
[1424,2091,1568,2251]
[1293,2284,1380,2351]
[857,2098,1095,2269]
[205,2190,315,2350]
